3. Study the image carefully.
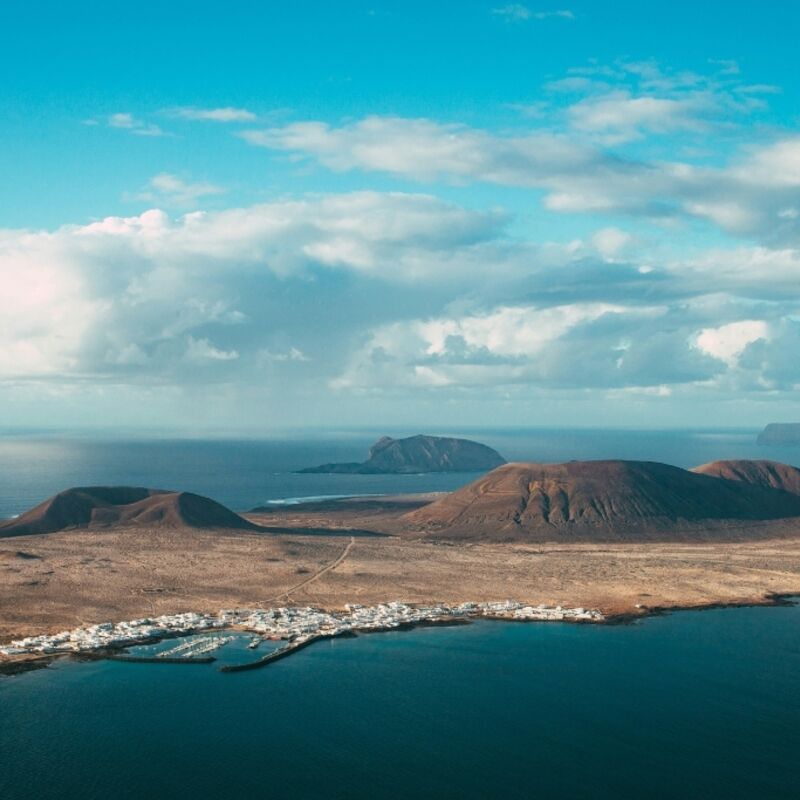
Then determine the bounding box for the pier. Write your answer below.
[78,651,215,665]
[219,635,323,672]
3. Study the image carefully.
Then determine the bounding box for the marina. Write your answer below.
[0,601,604,671]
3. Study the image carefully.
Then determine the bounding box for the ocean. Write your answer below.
[2,428,800,799]
[1,426,799,519]
[1,605,800,799]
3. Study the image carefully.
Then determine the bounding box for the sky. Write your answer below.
[2,0,800,432]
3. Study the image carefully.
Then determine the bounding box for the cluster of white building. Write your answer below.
[1,601,603,658]
[1,612,224,656]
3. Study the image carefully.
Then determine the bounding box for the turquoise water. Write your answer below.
[2,604,800,800]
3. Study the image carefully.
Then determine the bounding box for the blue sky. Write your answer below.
[2,1,800,431]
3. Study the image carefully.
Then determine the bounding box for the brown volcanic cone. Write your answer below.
[0,486,257,537]
[404,460,800,541]
[692,459,800,496]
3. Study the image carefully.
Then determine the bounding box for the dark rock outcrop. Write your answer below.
[757,424,800,445]
[299,435,505,474]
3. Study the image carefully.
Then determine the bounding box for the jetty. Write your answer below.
[77,650,215,665]
[219,635,323,672]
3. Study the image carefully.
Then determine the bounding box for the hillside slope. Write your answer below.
[692,460,800,496]
[404,460,800,541]
[0,486,257,537]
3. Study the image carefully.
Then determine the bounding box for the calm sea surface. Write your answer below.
[1,427,799,519]
[1,606,800,800]
[2,429,800,799]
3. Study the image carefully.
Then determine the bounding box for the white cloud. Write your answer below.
[130,173,226,207]
[244,113,800,244]
[568,91,712,142]
[0,193,508,382]
[185,336,239,362]
[171,106,256,122]
[591,227,633,258]
[257,347,309,363]
[333,302,683,391]
[695,320,769,366]
[3,188,800,401]
[735,138,800,187]
[492,5,574,20]
[240,116,598,185]
[107,112,166,137]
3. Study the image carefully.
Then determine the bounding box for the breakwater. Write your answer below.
[220,635,324,672]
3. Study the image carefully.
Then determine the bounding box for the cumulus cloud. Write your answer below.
[694,320,770,366]
[332,301,726,391]
[3,187,800,402]
[0,193,510,382]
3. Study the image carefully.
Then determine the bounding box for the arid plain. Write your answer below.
[4,514,800,643]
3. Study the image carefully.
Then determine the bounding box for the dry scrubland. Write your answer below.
[3,521,800,642]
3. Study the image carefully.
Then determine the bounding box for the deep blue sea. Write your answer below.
[2,606,800,800]
[2,428,800,799]
[2,426,799,519]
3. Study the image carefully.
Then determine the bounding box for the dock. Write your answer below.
[219,634,323,672]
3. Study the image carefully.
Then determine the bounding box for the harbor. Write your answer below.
[1,601,604,672]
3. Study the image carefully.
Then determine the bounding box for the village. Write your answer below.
[0,601,604,658]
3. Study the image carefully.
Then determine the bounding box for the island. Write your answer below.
[757,423,800,445]
[3,457,800,670]
[297,434,506,474]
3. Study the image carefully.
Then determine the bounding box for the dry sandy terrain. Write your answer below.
[3,523,800,642]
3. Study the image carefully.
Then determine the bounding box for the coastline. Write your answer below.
[3,593,797,676]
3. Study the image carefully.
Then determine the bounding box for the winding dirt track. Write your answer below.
[268,536,355,602]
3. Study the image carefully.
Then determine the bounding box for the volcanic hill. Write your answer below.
[0,486,257,537]
[403,460,800,541]
[692,459,800,496]
[299,434,505,474]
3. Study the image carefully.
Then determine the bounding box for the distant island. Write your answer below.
[757,423,800,445]
[298,434,506,474]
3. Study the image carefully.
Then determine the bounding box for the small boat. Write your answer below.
[248,637,261,649]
